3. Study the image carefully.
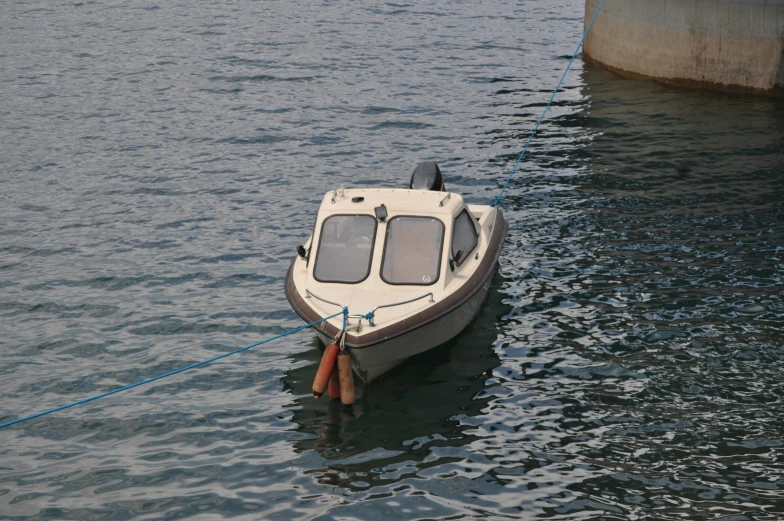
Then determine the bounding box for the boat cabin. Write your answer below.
[291,187,498,329]
[285,163,507,381]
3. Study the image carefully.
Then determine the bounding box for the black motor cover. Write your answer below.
[409,162,445,192]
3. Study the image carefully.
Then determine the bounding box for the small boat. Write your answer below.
[285,162,507,383]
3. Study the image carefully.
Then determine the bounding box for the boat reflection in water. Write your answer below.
[280,273,508,490]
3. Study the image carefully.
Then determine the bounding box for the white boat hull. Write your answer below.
[285,188,507,385]
[315,266,495,382]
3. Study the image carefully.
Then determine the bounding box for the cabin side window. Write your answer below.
[381,216,444,285]
[313,215,377,283]
[451,209,478,266]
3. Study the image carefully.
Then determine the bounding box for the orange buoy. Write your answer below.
[327,364,341,400]
[312,343,340,398]
[338,351,355,405]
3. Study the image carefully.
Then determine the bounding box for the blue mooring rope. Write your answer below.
[0,309,346,431]
[491,0,606,208]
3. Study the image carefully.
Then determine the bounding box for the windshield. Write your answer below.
[452,209,478,265]
[313,215,377,283]
[381,216,444,285]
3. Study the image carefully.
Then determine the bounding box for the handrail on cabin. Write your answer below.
[305,289,434,327]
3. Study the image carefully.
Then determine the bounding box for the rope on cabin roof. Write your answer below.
[491,0,606,208]
[0,309,347,432]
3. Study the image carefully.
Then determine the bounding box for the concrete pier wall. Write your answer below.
[583,0,784,96]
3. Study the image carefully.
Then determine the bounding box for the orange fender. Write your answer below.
[312,343,339,398]
[328,364,341,400]
[338,351,355,405]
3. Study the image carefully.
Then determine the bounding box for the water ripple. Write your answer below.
[1,0,783,519]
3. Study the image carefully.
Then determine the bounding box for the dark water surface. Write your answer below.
[2,1,783,519]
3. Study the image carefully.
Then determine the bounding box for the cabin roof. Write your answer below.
[319,188,465,216]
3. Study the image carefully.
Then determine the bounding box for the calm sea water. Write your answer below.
[1,1,783,520]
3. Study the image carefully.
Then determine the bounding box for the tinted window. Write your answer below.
[451,209,478,265]
[381,217,444,285]
[314,215,376,283]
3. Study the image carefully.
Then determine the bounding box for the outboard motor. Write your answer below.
[409,162,445,192]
